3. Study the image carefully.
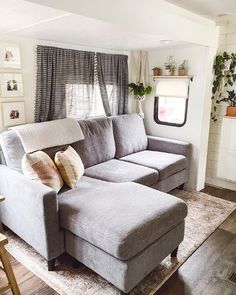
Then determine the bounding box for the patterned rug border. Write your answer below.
[148,201,235,295]
[5,191,236,295]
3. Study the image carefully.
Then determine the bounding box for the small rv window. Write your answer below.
[153,78,190,127]
[154,96,188,127]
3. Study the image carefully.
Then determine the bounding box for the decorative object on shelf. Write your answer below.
[163,56,176,76]
[128,82,152,118]
[152,67,162,76]
[211,52,236,121]
[178,60,188,76]
[0,43,21,69]
[2,101,25,127]
[221,89,236,117]
[0,73,24,97]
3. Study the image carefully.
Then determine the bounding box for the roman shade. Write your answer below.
[155,79,189,98]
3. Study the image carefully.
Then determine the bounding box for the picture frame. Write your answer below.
[2,102,25,127]
[0,73,24,97]
[0,43,21,69]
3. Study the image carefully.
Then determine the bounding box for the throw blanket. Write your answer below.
[11,118,84,153]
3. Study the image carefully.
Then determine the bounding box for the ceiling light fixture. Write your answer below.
[160,40,172,44]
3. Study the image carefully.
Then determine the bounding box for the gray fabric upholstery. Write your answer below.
[0,165,64,260]
[0,130,25,173]
[66,221,185,293]
[111,113,148,158]
[84,159,158,186]
[73,117,116,168]
[43,117,116,168]
[58,176,187,261]
[151,169,189,192]
[147,135,191,163]
[120,150,187,180]
[0,150,6,165]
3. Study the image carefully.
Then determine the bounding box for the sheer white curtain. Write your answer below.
[129,51,149,86]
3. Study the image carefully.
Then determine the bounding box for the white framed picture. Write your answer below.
[2,102,25,127]
[0,73,24,97]
[0,43,21,69]
[2,101,25,127]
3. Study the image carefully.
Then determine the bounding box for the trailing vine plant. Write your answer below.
[211,52,236,121]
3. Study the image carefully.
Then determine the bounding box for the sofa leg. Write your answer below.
[178,183,184,190]
[2,224,8,231]
[47,259,55,271]
[171,246,178,258]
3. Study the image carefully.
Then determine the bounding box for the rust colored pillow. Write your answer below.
[22,151,63,192]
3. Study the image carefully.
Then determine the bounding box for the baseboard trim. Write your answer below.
[205,177,236,191]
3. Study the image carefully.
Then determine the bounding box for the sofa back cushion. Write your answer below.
[111,113,148,158]
[0,130,25,173]
[71,117,116,168]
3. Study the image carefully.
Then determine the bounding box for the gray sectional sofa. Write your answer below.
[0,113,190,293]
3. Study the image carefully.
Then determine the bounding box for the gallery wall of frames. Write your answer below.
[0,43,25,127]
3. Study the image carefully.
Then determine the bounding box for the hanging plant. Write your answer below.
[211,52,236,121]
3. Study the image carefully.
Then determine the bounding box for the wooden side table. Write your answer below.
[0,196,20,295]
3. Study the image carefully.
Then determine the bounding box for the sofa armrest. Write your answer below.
[147,135,191,161]
[0,165,64,260]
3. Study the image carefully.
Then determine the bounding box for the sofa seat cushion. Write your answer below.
[84,159,158,186]
[120,150,187,180]
[58,176,188,260]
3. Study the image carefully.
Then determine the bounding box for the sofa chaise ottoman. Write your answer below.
[0,113,191,293]
[59,177,187,293]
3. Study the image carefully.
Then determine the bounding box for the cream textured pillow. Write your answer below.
[54,145,84,188]
[22,151,64,193]
[55,146,84,189]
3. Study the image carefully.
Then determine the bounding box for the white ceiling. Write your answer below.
[0,0,188,50]
[165,0,236,20]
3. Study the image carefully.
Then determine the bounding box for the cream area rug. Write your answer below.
[4,190,236,295]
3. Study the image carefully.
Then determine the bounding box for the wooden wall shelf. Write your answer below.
[152,75,193,81]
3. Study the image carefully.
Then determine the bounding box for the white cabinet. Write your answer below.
[217,117,236,182]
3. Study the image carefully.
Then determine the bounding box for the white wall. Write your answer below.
[0,36,129,131]
[29,0,219,48]
[143,45,216,190]
[206,20,236,191]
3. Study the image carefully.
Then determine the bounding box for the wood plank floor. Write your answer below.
[2,186,236,295]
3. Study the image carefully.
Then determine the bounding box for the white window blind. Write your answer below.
[155,79,189,98]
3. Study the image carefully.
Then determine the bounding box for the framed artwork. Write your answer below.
[2,102,25,127]
[0,73,24,97]
[0,43,21,68]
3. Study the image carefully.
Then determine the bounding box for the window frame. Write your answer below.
[153,96,189,127]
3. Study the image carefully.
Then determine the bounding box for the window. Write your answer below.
[154,96,188,127]
[153,78,190,127]
[66,84,105,119]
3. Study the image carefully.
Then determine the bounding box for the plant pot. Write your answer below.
[178,69,188,76]
[162,69,173,76]
[153,68,162,76]
[136,99,144,118]
[226,106,236,117]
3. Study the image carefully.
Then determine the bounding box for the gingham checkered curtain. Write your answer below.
[96,53,129,116]
[35,45,95,122]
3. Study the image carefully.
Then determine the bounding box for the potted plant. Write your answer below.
[152,67,162,76]
[220,90,236,117]
[163,56,176,76]
[128,82,152,118]
[211,52,236,121]
[178,60,188,76]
